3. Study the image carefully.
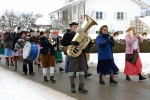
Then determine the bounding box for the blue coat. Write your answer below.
[96,33,114,60]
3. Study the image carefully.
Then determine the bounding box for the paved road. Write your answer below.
[0,58,150,100]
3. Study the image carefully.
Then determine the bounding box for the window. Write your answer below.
[96,12,103,19]
[117,12,124,20]
[117,31,123,34]
[96,31,99,34]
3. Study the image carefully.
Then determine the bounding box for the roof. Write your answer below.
[132,0,150,8]
[49,0,83,14]
[137,16,150,27]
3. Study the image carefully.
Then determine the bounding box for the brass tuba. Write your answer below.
[67,15,97,57]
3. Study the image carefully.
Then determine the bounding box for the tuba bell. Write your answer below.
[67,15,97,57]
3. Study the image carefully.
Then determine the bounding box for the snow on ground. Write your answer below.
[87,53,150,75]
[0,66,77,100]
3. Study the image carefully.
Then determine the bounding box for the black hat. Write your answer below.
[40,31,44,36]
[30,29,34,32]
[69,22,79,26]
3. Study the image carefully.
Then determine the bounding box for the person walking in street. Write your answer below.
[96,25,119,84]
[124,26,146,81]
[61,22,88,93]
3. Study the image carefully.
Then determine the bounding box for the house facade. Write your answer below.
[49,0,150,38]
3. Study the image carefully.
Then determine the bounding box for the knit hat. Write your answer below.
[51,30,58,35]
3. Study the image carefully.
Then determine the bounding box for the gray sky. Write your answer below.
[144,0,150,4]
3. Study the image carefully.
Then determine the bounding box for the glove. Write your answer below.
[71,41,79,46]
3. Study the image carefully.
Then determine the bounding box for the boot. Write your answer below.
[10,61,14,66]
[99,75,105,84]
[109,77,118,84]
[126,75,131,81]
[50,76,56,83]
[14,65,17,71]
[84,71,92,78]
[38,64,41,68]
[139,74,146,80]
[78,83,88,93]
[6,61,9,66]
[59,67,64,72]
[71,83,76,93]
[44,76,49,83]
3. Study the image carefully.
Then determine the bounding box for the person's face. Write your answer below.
[22,33,26,38]
[17,29,21,33]
[30,32,33,35]
[102,27,108,34]
[6,29,10,33]
[0,32,2,36]
[70,25,78,32]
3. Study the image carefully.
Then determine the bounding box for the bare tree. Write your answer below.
[15,12,42,30]
[0,10,42,31]
[141,8,150,16]
[0,10,18,31]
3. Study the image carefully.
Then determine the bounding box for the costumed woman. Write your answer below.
[50,30,64,72]
[39,30,56,83]
[3,27,14,66]
[124,26,146,81]
[96,25,119,84]
[13,31,26,71]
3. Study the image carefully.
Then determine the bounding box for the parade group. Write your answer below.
[0,21,147,93]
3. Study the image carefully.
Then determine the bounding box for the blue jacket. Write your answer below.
[96,33,115,60]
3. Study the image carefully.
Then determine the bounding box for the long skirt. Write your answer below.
[4,48,13,57]
[54,50,63,63]
[14,48,23,61]
[68,53,88,72]
[97,59,119,75]
[124,52,142,75]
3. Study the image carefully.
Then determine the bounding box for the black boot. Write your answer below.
[38,64,41,68]
[109,77,118,84]
[126,75,131,81]
[44,76,49,83]
[84,71,92,78]
[99,75,105,84]
[78,83,88,93]
[23,65,28,75]
[71,83,76,93]
[6,61,9,66]
[10,61,14,66]
[59,67,64,72]
[50,76,56,83]
[139,74,146,80]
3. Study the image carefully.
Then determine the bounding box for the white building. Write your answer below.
[49,0,150,38]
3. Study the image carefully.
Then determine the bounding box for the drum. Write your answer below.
[23,42,40,60]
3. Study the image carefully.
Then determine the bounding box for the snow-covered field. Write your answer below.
[88,53,150,75]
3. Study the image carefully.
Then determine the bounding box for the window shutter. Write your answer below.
[114,12,117,20]
[103,12,106,20]
[124,12,127,20]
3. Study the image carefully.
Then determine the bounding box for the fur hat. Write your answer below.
[69,22,78,26]
[126,26,135,32]
[51,30,58,35]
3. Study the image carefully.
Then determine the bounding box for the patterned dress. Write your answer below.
[13,37,25,61]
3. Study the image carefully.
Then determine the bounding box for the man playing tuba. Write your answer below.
[61,22,88,93]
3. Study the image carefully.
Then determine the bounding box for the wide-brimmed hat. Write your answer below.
[126,26,135,32]
[69,22,79,26]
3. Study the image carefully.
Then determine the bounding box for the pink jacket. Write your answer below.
[125,34,143,54]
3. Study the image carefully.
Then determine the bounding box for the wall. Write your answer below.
[85,0,142,34]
